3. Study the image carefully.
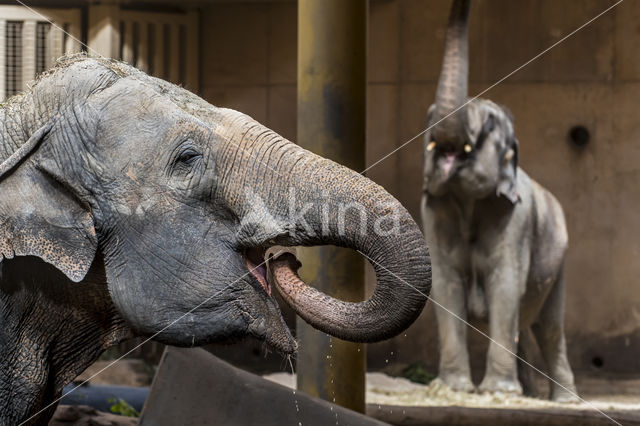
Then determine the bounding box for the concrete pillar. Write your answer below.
[153,23,164,79]
[65,20,82,54]
[137,22,149,73]
[22,20,36,88]
[49,25,64,66]
[185,11,199,92]
[169,23,180,83]
[122,19,134,64]
[296,0,367,414]
[87,5,120,59]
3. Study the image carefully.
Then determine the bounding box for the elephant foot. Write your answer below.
[478,375,522,396]
[551,386,580,403]
[439,373,475,393]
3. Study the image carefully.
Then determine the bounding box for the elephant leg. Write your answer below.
[432,261,474,392]
[517,327,541,398]
[478,264,523,395]
[531,270,578,402]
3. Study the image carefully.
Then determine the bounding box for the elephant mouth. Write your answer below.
[243,246,299,355]
[441,152,457,177]
[244,247,271,296]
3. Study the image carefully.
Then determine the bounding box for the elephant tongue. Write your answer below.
[245,248,271,295]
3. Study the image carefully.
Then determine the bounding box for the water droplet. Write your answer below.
[292,389,300,415]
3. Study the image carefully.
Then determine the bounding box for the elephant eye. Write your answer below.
[177,148,202,165]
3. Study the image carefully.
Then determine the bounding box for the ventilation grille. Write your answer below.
[6,21,22,98]
[115,10,198,90]
[0,6,82,101]
[35,22,51,75]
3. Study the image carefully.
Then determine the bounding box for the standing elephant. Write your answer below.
[421,0,576,401]
[0,55,430,424]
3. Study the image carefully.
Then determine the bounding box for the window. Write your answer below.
[0,6,82,101]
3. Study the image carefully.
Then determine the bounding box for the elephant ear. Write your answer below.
[0,122,97,282]
[496,135,520,204]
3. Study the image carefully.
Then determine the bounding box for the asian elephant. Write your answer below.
[0,55,430,424]
[421,0,576,401]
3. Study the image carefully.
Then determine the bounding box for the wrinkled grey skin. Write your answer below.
[421,0,576,401]
[0,56,430,424]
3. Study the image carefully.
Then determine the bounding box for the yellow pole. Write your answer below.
[296,0,367,413]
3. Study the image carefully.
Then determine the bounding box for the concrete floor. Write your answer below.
[264,371,640,411]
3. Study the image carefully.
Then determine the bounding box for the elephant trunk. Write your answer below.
[219,111,431,342]
[431,0,471,147]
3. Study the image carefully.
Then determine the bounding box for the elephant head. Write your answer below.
[0,56,430,355]
[424,0,519,203]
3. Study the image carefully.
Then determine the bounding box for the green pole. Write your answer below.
[296,0,367,413]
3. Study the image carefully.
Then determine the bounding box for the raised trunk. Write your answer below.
[220,112,431,342]
[431,0,471,147]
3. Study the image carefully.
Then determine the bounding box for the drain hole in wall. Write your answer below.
[591,356,604,369]
[569,125,590,147]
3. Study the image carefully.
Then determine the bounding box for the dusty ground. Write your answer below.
[50,405,137,426]
[264,372,640,412]
[52,357,640,424]
[72,360,153,387]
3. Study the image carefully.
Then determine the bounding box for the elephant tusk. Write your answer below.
[464,144,472,153]
[427,141,436,152]
[504,149,514,162]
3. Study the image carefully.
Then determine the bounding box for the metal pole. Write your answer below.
[296,0,367,413]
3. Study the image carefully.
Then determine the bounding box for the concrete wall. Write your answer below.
[199,0,640,378]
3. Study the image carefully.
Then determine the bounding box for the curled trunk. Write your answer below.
[221,112,431,342]
[431,0,472,147]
